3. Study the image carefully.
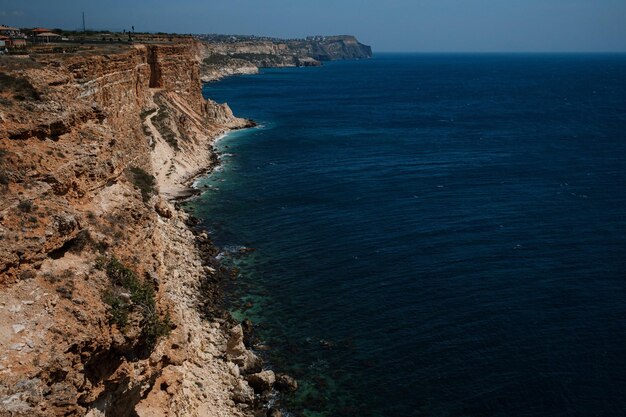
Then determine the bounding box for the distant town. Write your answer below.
[0,24,200,54]
[0,25,70,49]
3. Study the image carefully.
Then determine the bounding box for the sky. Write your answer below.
[1,0,626,52]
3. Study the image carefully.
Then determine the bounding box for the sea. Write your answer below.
[189,54,626,417]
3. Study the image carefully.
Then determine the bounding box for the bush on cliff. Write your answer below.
[97,256,172,352]
[17,199,34,212]
[151,106,180,151]
[128,166,157,203]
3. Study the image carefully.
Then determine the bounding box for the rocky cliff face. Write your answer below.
[197,34,372,82]
[0,41,265,417]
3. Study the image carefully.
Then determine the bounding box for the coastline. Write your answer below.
[169,123,257,202]
[160,119,298,417]
[0,40,287,417]
[0,32,371,415]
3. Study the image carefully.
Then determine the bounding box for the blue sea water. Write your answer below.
[193,54,626,417]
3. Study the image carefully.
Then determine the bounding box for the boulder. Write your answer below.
[232,379,255,404]
[154,200,172,218]
[226,324,262,373]
[241,350,263,374]
[275,373,298,392]
[53,214,77,236]
[226,324,246,358]
[246,370,275,393]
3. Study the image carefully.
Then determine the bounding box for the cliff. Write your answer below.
[197,34,372,81]
[288,35,373,61]
[0,41,276,417]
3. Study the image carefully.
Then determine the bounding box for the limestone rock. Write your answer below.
[226,324,247,358]
[12,324,26,334]
[154,200,172,218]
[242,350,263,374]
[246,370,275,393]
[232,379,255,404]
[225,323,262,373]
[53,214,77,236]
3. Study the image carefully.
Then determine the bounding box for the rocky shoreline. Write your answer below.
[172,135,299,417]
[189,216,299,416]
[0,38,293,416]
[136,189,298,417]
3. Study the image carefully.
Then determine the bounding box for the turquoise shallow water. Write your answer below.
[190,54,626,417]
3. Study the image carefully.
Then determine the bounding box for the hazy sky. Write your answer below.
[1,0,625,52]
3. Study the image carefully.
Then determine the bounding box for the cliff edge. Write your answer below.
[0,41,270,417]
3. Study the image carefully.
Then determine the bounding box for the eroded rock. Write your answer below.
[53,214,77,236]
[246,370,275,394]
[226,324,247,358]
[232,379,255,404]
[154,200,172,218]
[275,373,298,392]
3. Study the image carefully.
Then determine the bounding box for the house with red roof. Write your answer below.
[0,25,27,47]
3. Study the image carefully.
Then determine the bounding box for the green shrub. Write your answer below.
[17,199,33,212]
[128,166,156,203]
[104,289,130,327]
[98,256,172,350]
[151,106,179,151]
[142,310,173,350]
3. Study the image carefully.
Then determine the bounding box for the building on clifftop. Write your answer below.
[0,25,27,47]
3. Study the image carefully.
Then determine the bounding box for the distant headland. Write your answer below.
[197,34,372,81]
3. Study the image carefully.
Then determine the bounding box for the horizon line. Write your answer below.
[373,50,626,54]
